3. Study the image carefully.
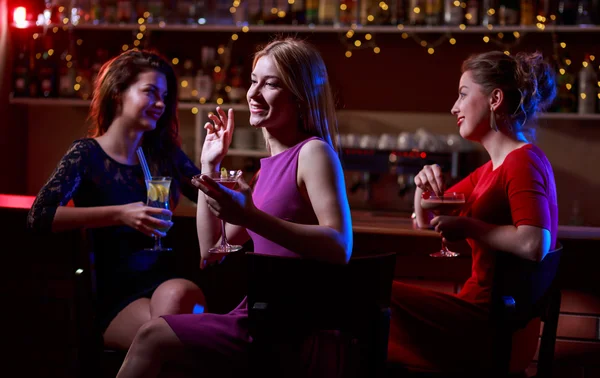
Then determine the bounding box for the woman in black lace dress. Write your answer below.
[27,50,206,351]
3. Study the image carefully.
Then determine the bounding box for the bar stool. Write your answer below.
[247,251,397,378]
[387,243,563,378]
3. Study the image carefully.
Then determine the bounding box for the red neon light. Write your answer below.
[13,7,28,28]
[0,194,35,209]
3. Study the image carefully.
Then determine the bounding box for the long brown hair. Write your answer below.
[87,49,180,174]
[462,51,556,140]
[253,37,340,154]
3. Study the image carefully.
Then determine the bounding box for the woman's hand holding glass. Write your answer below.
[192,172,256,229]
[119,201,173,238]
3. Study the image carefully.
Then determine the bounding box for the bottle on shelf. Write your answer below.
[290,0,307,24]
[392,0,407,25]
[12,43,30,98]
[305,0,319,24]
[499,0,519,25]
[578,54,598,114]
[557,0,578,25]
[425,0,443,26]
[408,0,425,25]
[228,58,247,104]
[520,0,535,25]
[481,0,498,26]
[576,0,594,25]
[195,46,216,103]
[551,52,578,113]
[38,37,58,98]
[465,0,479,25]
[58,50,77,98]
[179,59,195,102]
[444,0,464,25]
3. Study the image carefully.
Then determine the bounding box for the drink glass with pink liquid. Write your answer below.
[421,192,466,257]
[203,169,244,255]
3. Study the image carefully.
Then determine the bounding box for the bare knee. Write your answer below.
[130,318,181,363]
[150,279,206,317]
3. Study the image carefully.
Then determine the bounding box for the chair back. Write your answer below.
[491,243,563,328]
[247,251,397,377]
[491,243,563,378]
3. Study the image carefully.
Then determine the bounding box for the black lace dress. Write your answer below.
[27,138,201,333]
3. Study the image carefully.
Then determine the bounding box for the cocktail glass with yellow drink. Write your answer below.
[205,168,244,255]
[145,176,172,252]
[421,191,466,258]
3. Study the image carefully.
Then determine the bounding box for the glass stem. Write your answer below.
[220,220,228,246]
[155,235,162,250]
[441,239,449,254]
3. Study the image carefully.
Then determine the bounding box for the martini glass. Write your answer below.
[421,191,466,258]
[205,169,244,255]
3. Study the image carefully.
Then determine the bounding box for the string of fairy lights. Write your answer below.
[20,1,599,105]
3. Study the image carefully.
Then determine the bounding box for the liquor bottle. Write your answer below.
[104,0,118,23]
[499,0,519,25]
[177,0,198,24]
[578,54,597,114]
[247,0,263,24]
[576,0,593,25]
[552,53,577,113]
[465,0,479,25]
[360,0,379,24]
[444,0,464,25]
[481,0,498,26]
[12,44,30,97]
[305,0,319,24]
[179,59,195,102]
[38,37,58,98]
[520,0,535,24]
[228,58,246,104]
[408,0,425,25]
[425,0,442,25]
[290,0,306,24]
[117,0,134,23]
[58,50,77,98]
[76,57,93,100]
[339,0,358,25]
[557,0,577,24]
[536,0,556,25]
[195,47,215,102]
[392,0,407,25]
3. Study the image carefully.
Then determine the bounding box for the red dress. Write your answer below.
[388,144,558,372]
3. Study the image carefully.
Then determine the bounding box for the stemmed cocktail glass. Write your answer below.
[421,192,466,258]
[145,176,172,252]
[205,169,244,255]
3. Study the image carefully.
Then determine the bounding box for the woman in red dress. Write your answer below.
[388,51,559,373]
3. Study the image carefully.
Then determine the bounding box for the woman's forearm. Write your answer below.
[52,206,123,232]
[465,218,548,261]
[196,190,222,257]
[247,209,352,265]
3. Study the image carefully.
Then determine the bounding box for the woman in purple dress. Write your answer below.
[116,38,353,377]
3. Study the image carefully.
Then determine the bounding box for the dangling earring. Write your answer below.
[490,107,499,132]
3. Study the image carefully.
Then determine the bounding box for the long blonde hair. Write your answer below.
[253,37,340,154]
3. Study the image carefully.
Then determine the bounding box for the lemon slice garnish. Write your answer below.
[155,184,169,202]
[147,183,158,201]
[220,167,228,179]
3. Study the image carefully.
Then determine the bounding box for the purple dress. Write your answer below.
[163,137,352,376]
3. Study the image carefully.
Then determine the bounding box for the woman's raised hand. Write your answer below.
[414,164,445,196]
[200,107,235,169]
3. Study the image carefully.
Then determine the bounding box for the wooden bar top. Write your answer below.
[2,194,599,241]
